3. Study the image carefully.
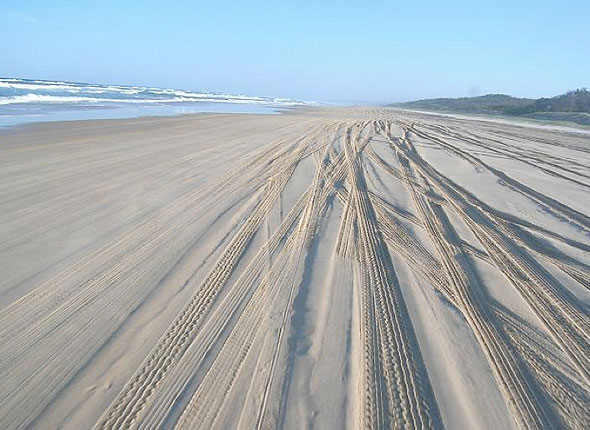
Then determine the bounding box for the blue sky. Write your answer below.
[1,1,588,102]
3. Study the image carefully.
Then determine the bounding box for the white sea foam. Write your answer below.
[0,78,312,107]
[0,94,176,105]
[0,94,112,105]
[0,93,308,106]
[0,81,86,91]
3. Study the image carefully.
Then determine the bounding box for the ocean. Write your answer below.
[0,77,313,127]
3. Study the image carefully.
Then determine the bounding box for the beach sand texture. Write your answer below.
[0,108,589,429]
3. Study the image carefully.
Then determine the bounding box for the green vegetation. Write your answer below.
[390,88,590,125]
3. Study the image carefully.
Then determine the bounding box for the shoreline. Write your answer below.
[0,110,278,135]
[0,101,289,129]
[4,102,589,136]
[0,76,316,129]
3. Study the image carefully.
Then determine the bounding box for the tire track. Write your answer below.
[398,154,552,429]
[93,132,322,430]
[176,127,349,430]
[388,123,590,389]
[342,123,441,429]
[0,124,326,430]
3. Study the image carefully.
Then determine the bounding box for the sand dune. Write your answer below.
[0,108,589,429]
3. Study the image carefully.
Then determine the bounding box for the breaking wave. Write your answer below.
[0,77,312,107]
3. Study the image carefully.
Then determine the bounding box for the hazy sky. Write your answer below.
[1,0,588,102]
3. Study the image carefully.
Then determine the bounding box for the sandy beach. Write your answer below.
[0,107,589,429]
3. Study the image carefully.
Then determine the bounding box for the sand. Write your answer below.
[0,108,589,429]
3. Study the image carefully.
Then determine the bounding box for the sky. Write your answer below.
[1,0,589,103]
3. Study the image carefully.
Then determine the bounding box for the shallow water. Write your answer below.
[0,102,281,127]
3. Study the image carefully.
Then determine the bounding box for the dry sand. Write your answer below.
[0,108,589,429]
